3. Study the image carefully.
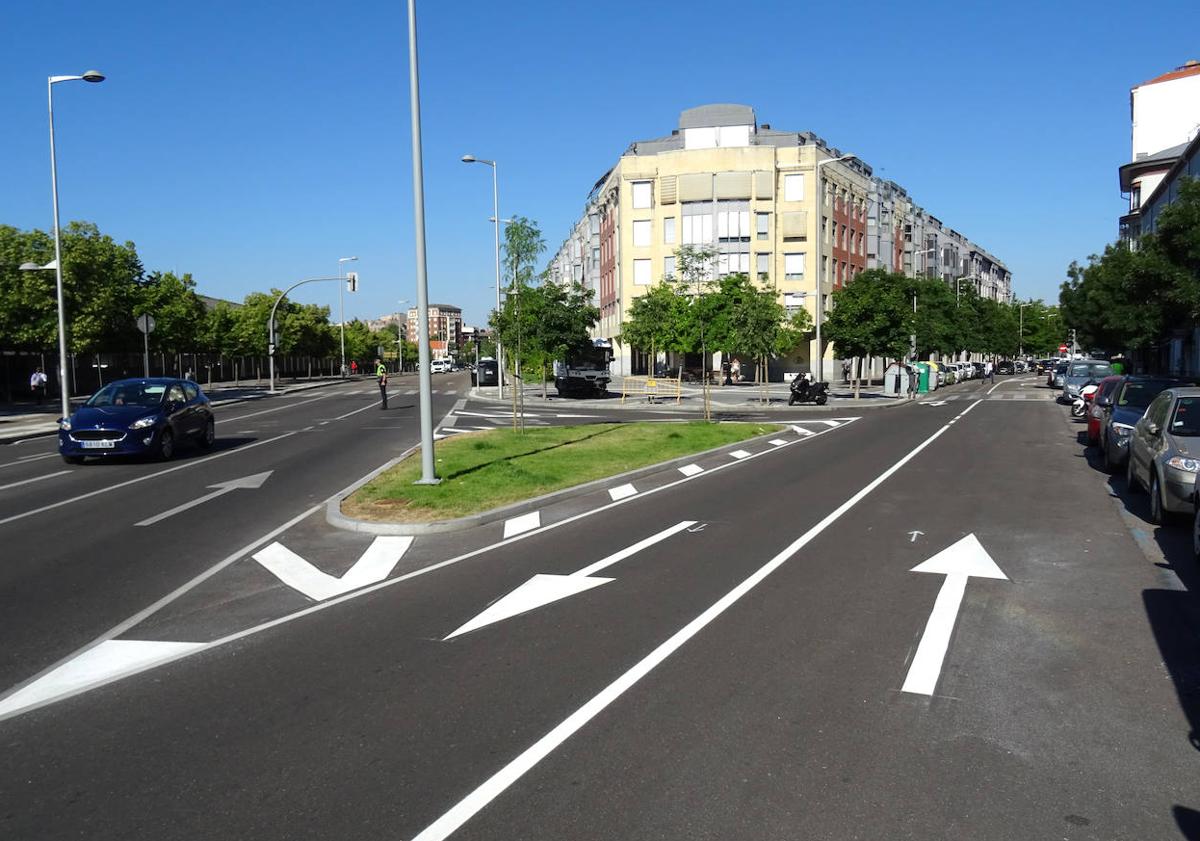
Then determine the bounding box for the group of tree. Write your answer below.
[823,269,1061,396]
[1060,179,1200,361]
[0,221,407,373]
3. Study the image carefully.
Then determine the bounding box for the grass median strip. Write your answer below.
[343,421,781,522]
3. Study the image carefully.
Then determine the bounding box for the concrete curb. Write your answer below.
[0,378,353,445]
[325,422,790,536]
[462,386,912,412]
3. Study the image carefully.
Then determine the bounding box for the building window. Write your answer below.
[682,212,713,245]
[784,291,806,317]
[784,173,805,202]
[592,247,600,265]
[633,258,652,285]
[633,220,651,248]
[717,209,751,241]
[756,213,770,240]
[756,252,770,279]
[784,253,805,280]
[664,255,676,278]
[664,216,676,244]
[632,181,653,209]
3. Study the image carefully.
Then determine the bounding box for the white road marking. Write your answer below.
[768,439,788,447]
[135,471,273,527]
[790,424,816,436]
[334,400,383,420]
[607,483,637,501]
[678,464,703,476]
[445,521,695,639]
[0,640,207,719]
[0,431,298,528]
[405,390,417,395]
[0,469,72,491]
[908,530,924,543]
[729,450,751,459]
[215,393,331,424]
[411,403,984,841]
[503,511,541,539]
[253,536,414,601]
[0,453,61,470]
[901,534,1008,696]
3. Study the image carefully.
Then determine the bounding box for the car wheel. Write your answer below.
[1126,453,1140,492]
[1150,472,1166,525]
[158,428,175,461]
[1192,504,1200,560]
[198,418,215,449]
[62,455,84,465]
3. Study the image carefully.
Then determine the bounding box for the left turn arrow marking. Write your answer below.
[253,536,413,601]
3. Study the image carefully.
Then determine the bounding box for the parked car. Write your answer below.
[1100,377,1187,473]
[1061,360,1114,402]
[1086,375,1125,445]
[472,358,499,387]
[997,360,1015,375]
[1049,359,1070,389]
[1126,387,1200,524]
[58,378,214,464]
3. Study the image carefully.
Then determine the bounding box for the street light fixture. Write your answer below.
[337,256,358,376]
[813,153,856,384]
[44,70,105,421]
[462,153,504,400]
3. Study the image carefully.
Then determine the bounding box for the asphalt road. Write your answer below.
[1,374,1197,840]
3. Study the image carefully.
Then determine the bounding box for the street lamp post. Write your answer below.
[1018,302,1031,359]
[813,153,856,383]
[267,277,343,394]
[44,70,104,420]
[396,299,410,370]
[461,154,504,400]
[337,256,358,376]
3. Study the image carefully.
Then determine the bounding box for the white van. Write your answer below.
[430,359,451,374]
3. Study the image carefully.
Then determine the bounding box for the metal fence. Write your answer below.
[1,349,342,403]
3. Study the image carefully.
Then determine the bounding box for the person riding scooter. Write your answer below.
[789,372,830,406]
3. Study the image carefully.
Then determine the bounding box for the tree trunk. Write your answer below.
[541,363,547,399]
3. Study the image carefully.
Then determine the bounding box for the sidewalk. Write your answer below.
[0,376,356,445]
[468,375,904,413]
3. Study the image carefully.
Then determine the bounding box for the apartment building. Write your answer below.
[406,303,462,360]
[550,103,1010,377]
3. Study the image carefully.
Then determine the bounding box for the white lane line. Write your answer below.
[729,450,751,460]
[0,431,297,528]
[409,401,985,841]
[607,483,637,501]
[0,470,71,491]
[0,453,60,471]
[678,464,703,477]
[503,511,541,539]
[768,439,788,447]
[215,393,331,424]
[334,400,383,421]
[405,390,417,395]
[790,425,816,437]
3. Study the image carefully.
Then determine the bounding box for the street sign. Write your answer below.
[1058,344,1068,353]
[136,314,156,334]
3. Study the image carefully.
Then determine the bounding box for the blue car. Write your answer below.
[59,378,215,464]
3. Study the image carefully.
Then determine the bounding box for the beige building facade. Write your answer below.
[552,104,1009,378]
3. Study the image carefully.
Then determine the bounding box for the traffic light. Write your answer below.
[346,271,358,293]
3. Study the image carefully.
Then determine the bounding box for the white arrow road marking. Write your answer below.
[0,640,206,720]
[678,464,703,477]
[922,400,947,407]
[253,536,413,601]
[503,511,541,539]
[135,471,274,527]
[607,483,637,501]
[729,450,751,459]
[445,521,696,639]
[908,530,924,543]
[790,424,816,437]
[901,533,1008,696]
[0,470,72,492]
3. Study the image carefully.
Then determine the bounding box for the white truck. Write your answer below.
[553,339,612,398]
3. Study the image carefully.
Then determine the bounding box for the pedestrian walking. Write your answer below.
[30,367,47,404]
[376,358,388,410]
[842,360,850,384]
[350,360,358,376]
[985,359,995,384]
[730,357,742,384]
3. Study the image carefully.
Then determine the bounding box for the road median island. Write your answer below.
[341,421,781,524]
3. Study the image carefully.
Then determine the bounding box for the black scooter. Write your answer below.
[788,377,829,406]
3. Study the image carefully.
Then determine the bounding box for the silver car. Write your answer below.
[1127,387,1200,523]
[1062,360,1113,401]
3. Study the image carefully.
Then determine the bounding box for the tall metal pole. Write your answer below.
[407,0,438,484]
[47,79,71,421]
[491,163,504,400]
[338,263,346,375]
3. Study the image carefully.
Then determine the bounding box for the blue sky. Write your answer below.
[3,0,1196,327]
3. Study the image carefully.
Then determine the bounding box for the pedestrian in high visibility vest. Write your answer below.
[376,358,388,410]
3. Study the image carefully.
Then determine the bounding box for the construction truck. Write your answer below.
[553,339,612,397]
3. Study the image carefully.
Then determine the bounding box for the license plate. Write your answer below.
[80,439,115,449]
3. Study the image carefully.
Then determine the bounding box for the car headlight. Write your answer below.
[129,416,157,430]
[59,417,71,431]
[1167,456,1200,473]
[1113,423,1134,437]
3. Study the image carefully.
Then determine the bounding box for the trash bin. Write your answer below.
[914,362,932,394]
[884,362,911,396]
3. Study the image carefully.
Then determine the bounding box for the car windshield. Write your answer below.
[86,382,166,408]
[1118,380,1176,409]
[1069,363,1112,378]
[1170,397,1200,437]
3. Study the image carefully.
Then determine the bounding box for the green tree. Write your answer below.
[137,271,207,355]
[619,280,689,373]
[824,269,913,398]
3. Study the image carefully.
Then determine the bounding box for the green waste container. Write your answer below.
[914,362,932,394]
